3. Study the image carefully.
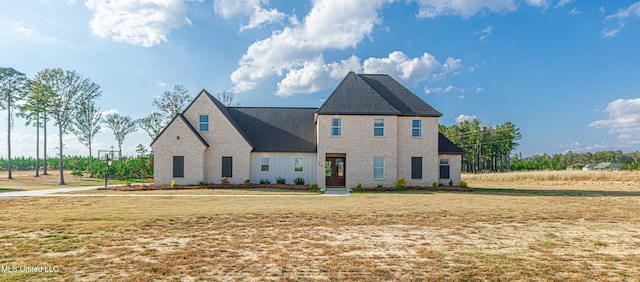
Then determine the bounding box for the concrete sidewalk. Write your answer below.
[0,186,103,198]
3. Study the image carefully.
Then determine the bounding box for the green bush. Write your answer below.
[309,182,317,189]
[294,177,305,185]
[244,179,251,185]
[432,182,438,188]
[376,183,383,189]
[356,182,362,189]
[171,180,177,188]
[221,177,229,184]
[198,181,206,186]
[126,180,132,186]
[449,179,454,186]
[260,178,271,184]
[276,177,286,184]
[459,180,468,188]
[396,178,406,188]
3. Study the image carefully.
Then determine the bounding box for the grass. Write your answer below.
[1,170,639,280]
[0,171,135,190]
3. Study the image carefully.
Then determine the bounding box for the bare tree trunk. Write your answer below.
[35,113,40,177]
[43,113,48,175]
[58,123,65,185]
[7,101,12,180]
[88,141,93,177]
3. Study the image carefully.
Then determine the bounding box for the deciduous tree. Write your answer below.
[152,84,191,121]
[103,113,137,156]
[71,98,102,173]
[0,67,30,179]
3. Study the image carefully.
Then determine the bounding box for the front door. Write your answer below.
[325,157,346,187]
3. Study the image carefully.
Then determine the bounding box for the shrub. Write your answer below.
[449,179,454,186]
[294,177,305,185]
[221,177,229,184]
[459,180,468,188]
[171,180,177,188]
[126,180,132,187]
[244,179,251,185]
[71,168,84,180]
[376,183,383,189]
[396,177,406,188]
[260,178,271,184]
[198,181,206,186]
[309,182,317,189]
[276,177,286,184]
[356,182,362,189]
[432,182,438,188]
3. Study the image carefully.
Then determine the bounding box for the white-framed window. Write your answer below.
[260,157,269,172]
[374,157,384,180]
[412,119,422,138]
[331,118,342,136]
[374,118,384,137]
[294,157,303,172]
[440,158,449,165]
[199,115,209,132]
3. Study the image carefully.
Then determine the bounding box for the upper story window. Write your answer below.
[412,119,422,138]
[199,115,209,132]
[374,119,384,137]
[260,157,269,172]
[331,118,342,137]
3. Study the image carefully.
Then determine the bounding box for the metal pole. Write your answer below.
[104,155,109,188]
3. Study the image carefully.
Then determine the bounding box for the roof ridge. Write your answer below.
[201,90,255,148]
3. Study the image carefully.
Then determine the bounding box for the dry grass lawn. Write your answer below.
[0,171,121,190]
[1,170,640,281]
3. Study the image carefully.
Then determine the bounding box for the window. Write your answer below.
[294,157,303,172]
[222,157,232,178]
[440,158,450,179]
[412,119,422,137]
[173,156,184,178]
[260,157,269,172]
[374,157,384,180]
[411,157,422,179]
[374,119,384,137]
[199,115,209,132]
[331,118,342,136]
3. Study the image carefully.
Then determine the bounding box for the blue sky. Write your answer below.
[1,0,639,158]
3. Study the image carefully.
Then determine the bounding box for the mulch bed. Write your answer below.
[110,184,472,192]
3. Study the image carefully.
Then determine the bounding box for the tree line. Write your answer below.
[439,119,521,173]
[510,150,640,171]
[1,67,239,184]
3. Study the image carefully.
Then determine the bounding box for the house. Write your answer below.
[582,162,622,171]
[151,72,464,190]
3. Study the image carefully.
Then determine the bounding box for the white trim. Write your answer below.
[331,118,342,137]
[199,114,209,132]
[374,118,384,137]
[260,157,270,172]
[411,119,422,138]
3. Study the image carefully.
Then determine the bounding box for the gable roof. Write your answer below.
[317,72,442,117]
[438,133,464,155]
[150,114,209,148]
[227,107,317,152]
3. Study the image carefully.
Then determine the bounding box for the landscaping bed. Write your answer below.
[110,183,316,191]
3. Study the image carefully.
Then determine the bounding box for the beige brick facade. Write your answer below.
[316,115,440,189]
[438,154,462,185]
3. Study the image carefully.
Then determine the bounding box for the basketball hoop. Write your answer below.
[98,150,121,188]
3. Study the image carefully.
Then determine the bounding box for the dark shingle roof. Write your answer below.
[317,72,442,117]
[227,107,317,152]
[438,133,464,155]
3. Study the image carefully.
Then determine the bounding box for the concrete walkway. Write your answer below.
[0,186,350,198]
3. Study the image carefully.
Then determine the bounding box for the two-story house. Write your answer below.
[151,72,463,190]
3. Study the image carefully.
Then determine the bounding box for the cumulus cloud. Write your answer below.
[589,98,640,148]
[455,114,479,123]
[276,55,362,96]
[213,0,288,31]
[601,2,640,38]
[363,51,460,86]
[230,0,387,93]
[85,0,190,47]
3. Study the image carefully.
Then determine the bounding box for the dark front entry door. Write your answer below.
[325,157,346,187]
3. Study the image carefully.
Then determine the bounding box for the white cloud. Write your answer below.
[363,51,459,86]
[4,19,58,42]
[213,0,288,31]
[568,7,580,16]
[443,85,454,93]
[415,0,518,18]
[157,82,167,87]
[601,2,640,38]
[424,87,442,94]
[455,114,478,123]
[231,0,387,93]
[555,0,571,8]
[589,98,640,148]
[85,0,191,47]
[525,0,549,9]
[477,26,492,41]
[276,55,362,96]
[476,87,483,93]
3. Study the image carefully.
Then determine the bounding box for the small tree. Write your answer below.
[71,98,102,175]
[103,113,137,156]
[0,67,30,179]
[138,112,165,141]
[152,84,191,120]
[216,90,240,106]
